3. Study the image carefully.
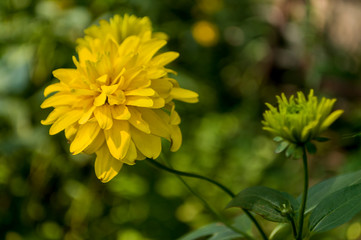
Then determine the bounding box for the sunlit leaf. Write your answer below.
[309,183,361,233]
[300,169,361,213]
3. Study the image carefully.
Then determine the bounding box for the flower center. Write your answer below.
[286,104,303,114]
[93,75,125,106]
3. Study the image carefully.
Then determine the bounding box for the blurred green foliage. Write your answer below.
[1,0,361,239]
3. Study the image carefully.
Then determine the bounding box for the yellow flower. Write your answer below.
[41,14,198,182]
[77,14,168,50]
[191,21,219,47]
[262,89,343,157]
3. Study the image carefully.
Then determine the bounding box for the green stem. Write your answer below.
[171,165,254,240]
[146,158,269,240]
[288,215,297,238]
[297,146,309,240]
[147,158,235,197]
[244,210,269,240]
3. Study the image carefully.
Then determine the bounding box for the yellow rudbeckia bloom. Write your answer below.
[41,14,198,182]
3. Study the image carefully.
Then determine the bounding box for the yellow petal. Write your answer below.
[101,84,119,95]
[78,106,96,124]
[165,68,177,75]
[94,92,107,106]
[125,88,156,97]
[41,107,69,125]
[94,105,113,130]
[124,71,151,90]
[128,107,151,134]
[83,131,105,154]
[118,36,140,56]
[72,56,79,68]
[170,107,181,125]
[96,74,109,85]
[153,31,168,40]
[52,69,78,84]
[65,123,78,141]
[146,68,167,79]
[84,61,98,83]
[44,83,69,97]
[49,109,83,135]
[78,47,97,62]
[104,120,131,159]
[122,67,143,87]
[41,93,79,108]
[112,68,126,84]
[71,88,96,96]
[141,109,170,138]
[121,140,137,165]
[70,122,101,155]
[170,125,182,152]
[136,149,146,161]
[111,105,131,120]
[151,51,179,66]
[170,88,199,103]
[131,126,161,159]
[95,145,123,183]
[108,91,125,105]
[137,39,167,64]
[301,120,318,142]
[126,96,153,107]
[150,97,165,108]
[151,79,172,98]
[320,110,344,131]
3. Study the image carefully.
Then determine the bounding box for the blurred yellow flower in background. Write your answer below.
[41,14,198,183]
[192,20,219,47]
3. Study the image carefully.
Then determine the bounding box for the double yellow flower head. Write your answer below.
[41,14,198,182]
[262,90,343,158]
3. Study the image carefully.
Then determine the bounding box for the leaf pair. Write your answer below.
[226,186,299,224]
[226,171,361,238]
[304,169,361,233]
[180,170,361,240]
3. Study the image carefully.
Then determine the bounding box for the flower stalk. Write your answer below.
[159,160,255,240]
[146,158,269,240]
[297,146,309,240]
[146,158,234,197]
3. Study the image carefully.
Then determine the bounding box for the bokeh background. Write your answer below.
[1,0,361,239]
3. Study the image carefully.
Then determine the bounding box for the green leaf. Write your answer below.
[273,136,283,142]
[178,215,252,240]
[232,214,252,234]
[178,223,231,240]
[300,169,361,213]
[306,142,316,154]
[281,192,300,212]
[309,183,361,233]
[269,224,294,240]
[226,186,297,223]
[208,231,243,240]
[285,144,295,158]
[275,141,289,154]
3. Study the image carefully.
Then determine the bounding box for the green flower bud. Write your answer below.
[262,89,343,157]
